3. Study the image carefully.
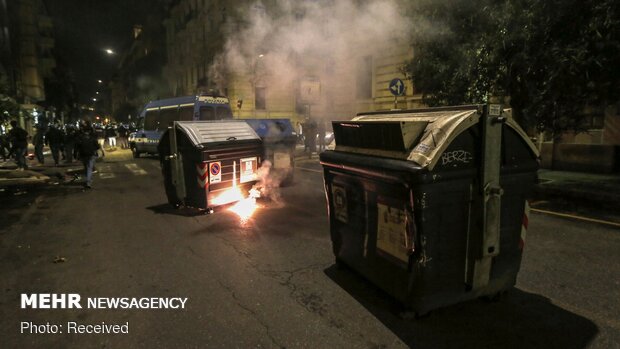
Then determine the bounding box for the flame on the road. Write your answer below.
[211,187,245,206]
[211,187,261,223]
[229,188,261,223]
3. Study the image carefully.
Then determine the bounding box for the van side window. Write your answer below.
[199,106,215,120]
[179,106,194,121]
[144,109,159,130]
[160,107,178,127]
[216,106,232,119]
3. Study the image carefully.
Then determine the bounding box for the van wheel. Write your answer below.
[132,147,141,158]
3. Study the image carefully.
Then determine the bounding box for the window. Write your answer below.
[144,109,159,130]
[159,107,179,127]
[582,114,605,129]
[179,106,194,121]
[356,55,372,99]
[255,87,266,110]
[199,106,215,120]
[216,106,232,119]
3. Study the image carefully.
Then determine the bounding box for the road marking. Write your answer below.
[531,208,620,228]
[97,164,115,179]
[124,163,148,175]
[296,166,322,174]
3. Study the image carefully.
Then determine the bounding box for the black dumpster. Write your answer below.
[244,118,297,185]
[320,105,539,314]
[159,120,262,210]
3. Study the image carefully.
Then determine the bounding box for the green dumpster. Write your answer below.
[319,105,539,314]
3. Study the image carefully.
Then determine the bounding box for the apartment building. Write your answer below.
[161,0,422,124]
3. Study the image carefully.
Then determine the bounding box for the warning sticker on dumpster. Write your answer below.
[209,162,221,184]
[332,185,348,223]
[377,203,409,263]
[240,157,258,183]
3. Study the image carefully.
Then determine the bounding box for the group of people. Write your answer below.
[94,124,130,151]
[1,120,108,189]
[298,118,327,158]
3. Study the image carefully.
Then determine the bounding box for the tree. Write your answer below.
[43,58,79,122]
[404,0,620,135]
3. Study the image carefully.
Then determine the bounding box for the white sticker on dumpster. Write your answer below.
[377,203,409,263]
[274,152,291,169]
[209,162,222,184]
[332,185,348,223]
[240,157,258,183]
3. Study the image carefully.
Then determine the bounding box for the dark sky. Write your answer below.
[45,0,159,105]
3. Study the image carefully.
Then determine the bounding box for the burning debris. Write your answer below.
[225,160,285,222]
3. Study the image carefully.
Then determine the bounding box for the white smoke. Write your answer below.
[209,0,416,119]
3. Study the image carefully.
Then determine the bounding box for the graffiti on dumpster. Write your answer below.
[441,150,473,166]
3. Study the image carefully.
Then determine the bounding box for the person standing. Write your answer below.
[306,118,317,158]
[32,125,46,165]
[105,125,117,149]
[117,124,128,149]
[95,125,105,150]
[45,124,64,166]
[76,121,101,189]
[317,119,326,152]
[63,125,77,163]
[302,119,309,153]
[7,120,29,170]
[0,133,9,161]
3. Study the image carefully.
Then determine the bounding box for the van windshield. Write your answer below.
[199,106,215,120]
[216,106,232,119]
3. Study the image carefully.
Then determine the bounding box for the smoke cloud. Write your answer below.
[209,0,416,119]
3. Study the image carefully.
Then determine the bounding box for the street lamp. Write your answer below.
[105,48,115,55]
[92,98,97,102]
[97,80,103,84]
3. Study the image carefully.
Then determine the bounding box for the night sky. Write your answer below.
[45,0,158,105]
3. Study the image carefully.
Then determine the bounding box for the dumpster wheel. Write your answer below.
[399,310,431,320]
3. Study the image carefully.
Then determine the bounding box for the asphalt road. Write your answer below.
[1,156,619,348]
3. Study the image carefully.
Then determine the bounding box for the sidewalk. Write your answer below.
[534,169,620,208]
[0,147,133,188]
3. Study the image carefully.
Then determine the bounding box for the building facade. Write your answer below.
[1,0,56,130]
[161,0,422,125]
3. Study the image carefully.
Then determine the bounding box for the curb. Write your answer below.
[533,185,620,209]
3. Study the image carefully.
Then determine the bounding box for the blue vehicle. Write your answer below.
[130,95,233,158]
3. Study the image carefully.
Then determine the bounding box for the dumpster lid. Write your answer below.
[174,120,260,146]
[333,106,538,171]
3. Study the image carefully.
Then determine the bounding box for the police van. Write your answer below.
[130,94,232,158]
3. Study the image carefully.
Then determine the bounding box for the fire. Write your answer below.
[212,187,261,223]
[211,187,245,206]
[229,197,259,222]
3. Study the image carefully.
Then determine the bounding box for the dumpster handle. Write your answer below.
[227,136,237,141]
